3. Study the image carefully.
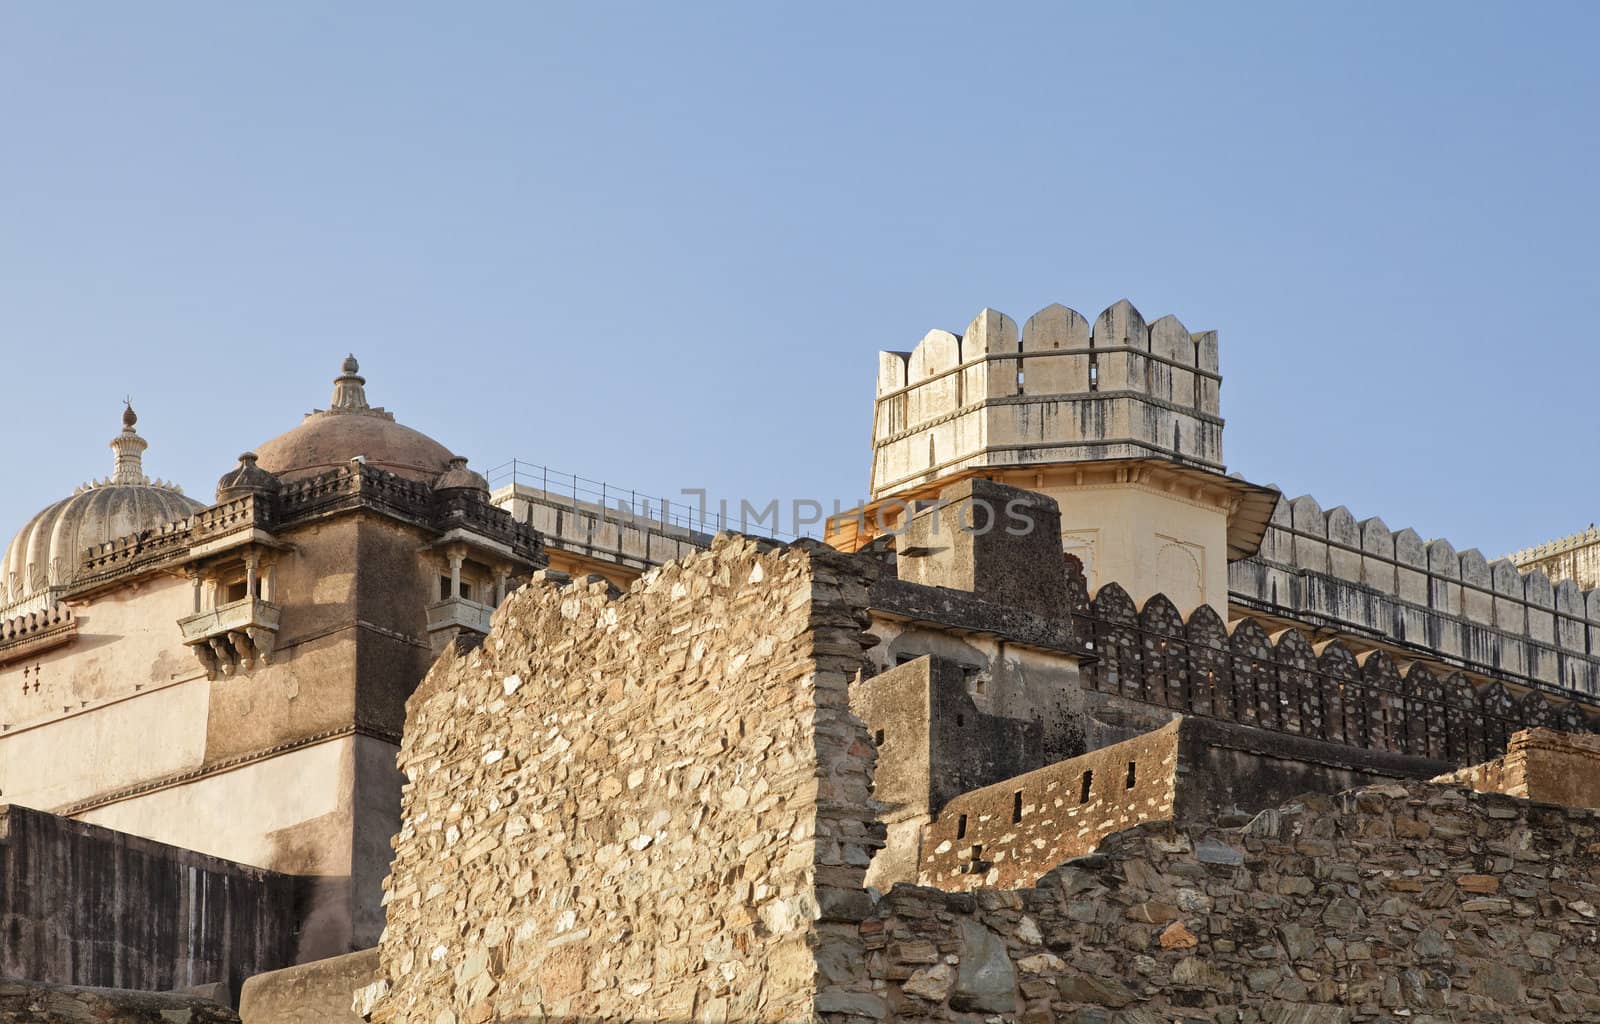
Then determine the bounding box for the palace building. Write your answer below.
[5,298,1600,1022]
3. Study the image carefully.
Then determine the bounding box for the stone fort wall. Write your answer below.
[918,720,1182,892]
[862,782,1600,1021]
[1434,726,1600,810]
[911,714,1454,896]
[1076,580,1599,766]
[367,536,1600,1022]
[1232,492,1600,697]
[364,536,882,1024]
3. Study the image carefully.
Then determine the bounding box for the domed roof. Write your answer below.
[252,356,457,484]
[215,451,281,502]
[433,455,489,494]
[2,404,204,615]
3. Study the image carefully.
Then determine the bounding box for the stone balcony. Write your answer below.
[178,598,282,679]
[425,596,496,654]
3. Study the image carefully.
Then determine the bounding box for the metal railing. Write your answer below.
[484,459,795,540]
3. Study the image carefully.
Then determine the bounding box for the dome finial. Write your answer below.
[330,354,370,412]
[109,399,149,485]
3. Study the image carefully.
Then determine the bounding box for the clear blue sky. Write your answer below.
[2,4,1596,556]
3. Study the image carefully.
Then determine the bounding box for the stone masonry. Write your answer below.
[367,532,1600,1023]
[0,979,238,1023]
[910,714,1455,894]
[364,535,883,1023]
[864,782,1600,1022]
[917,721,1180,891]
[1434,726,1600,809]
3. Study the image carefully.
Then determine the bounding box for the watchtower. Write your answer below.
[833,298,1279,614]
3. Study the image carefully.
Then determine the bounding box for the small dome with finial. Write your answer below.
[433,455,489,494]
[2,404,202,615]
[252,355,457,484]
[216,451,282,503]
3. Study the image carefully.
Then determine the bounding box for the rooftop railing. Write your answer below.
[485,459,794,540]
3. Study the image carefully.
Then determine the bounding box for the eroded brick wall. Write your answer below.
[863,782,1600,1021]
[365,536,883,1023]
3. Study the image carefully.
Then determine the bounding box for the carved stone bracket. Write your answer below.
[178,598,282,681]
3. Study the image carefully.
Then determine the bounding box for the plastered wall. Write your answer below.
[1233,492,1600,695]
[1510,525,1600,591]
[0,804,301,998]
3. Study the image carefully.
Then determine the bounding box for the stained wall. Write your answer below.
[0,804,301,999]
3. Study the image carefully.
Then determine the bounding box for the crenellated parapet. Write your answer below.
[1078,582,1599,765]
[871,299,1224,499]
[1231,493,1600,696]
[1508,525,1600,566]
[1507,524,1600,593]
[0,602,77,666]
[68,462,543,599]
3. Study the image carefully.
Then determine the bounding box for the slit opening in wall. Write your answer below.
[1012,790,1024,823]
[956,813,968,839]
[1193,340,1203,407]
[873,729,884,746]
[1079,770,1093,803]
[1125,760,1137,789]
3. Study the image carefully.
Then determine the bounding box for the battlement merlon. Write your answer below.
[839,300,1281,610]
[870,299,1227,495]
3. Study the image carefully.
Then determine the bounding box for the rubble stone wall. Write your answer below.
[864,782,1600,1022]
[913,715,1452,895]
[1435,726,1600,809]
[0,978,238,1023]
[366,536,883,1024]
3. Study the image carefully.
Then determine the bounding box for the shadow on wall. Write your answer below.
[263,812,361,965]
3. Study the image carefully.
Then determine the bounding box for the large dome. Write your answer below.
[3,405,203,615]
[252,356,457,484]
